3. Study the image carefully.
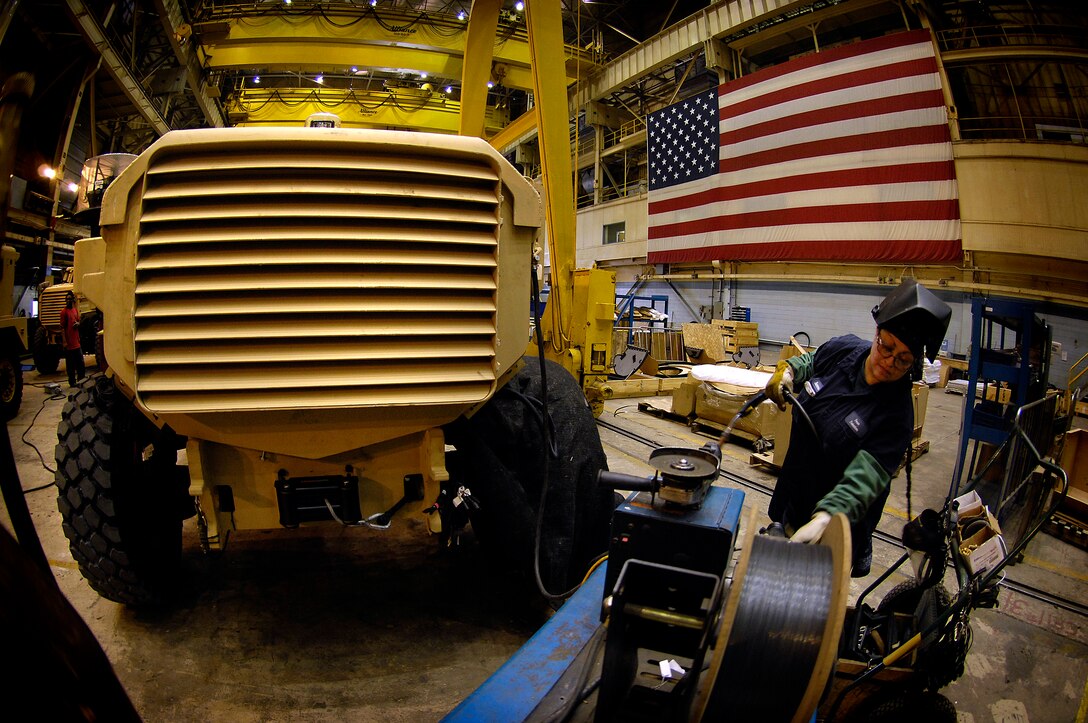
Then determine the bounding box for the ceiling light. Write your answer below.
[420,72,428,79]
[67,182,78,193]
[253,76,261,84]
[487,81,494,89]
[457,10,466,20]
[351,66,358,73]
[315,74,324,84]
[38,164,55,179]
[444,86,453,94]
[514,1,524,10]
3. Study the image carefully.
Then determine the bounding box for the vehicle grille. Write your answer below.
[132,139,503,413]
[38,288,68,328]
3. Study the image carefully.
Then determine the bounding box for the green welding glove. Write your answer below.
[765,360,795,410]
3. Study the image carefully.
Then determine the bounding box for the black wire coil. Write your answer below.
[706,535,834,721]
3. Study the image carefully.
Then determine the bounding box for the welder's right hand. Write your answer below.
[765,360,794,410]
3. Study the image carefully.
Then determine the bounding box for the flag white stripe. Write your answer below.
[649,181,959,229]
[647,220,962,253]
[725,74,943,136]
[720,41,935,109]
[724,108,950,160]
[648,143,955,208]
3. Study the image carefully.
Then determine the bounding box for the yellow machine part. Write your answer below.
[188,427,449,551]
[532,266,616,416]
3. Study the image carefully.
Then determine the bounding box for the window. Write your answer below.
[603,221,626,245]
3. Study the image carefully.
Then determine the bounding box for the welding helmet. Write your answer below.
[871,279,951,363]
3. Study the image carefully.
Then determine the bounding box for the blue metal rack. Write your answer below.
[614,294,669,342]
[952,297,1051,495]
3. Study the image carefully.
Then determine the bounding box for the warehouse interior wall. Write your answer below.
[614,277,1086,390]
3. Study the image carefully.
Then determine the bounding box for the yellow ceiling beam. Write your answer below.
[225,89,509,135]
[200,14,561,90]
[459,0,502,137]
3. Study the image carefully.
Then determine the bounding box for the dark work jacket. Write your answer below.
[768,334,914,567]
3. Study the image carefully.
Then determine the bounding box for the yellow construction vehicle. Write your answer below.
[32,267,100,374]
[54,0,617,606]
[0,74,31,421]
[0,245,28,420]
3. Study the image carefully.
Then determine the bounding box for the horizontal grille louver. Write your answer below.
[133,144,502,412]
[39,288,68,327]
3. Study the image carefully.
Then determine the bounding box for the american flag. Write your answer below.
[646,30,962,264]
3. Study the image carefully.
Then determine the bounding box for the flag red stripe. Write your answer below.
[721,89,946,145]
[720,125,950,174]
[720,58,939,121]
[647,239,962,264]
[718,30,935,95]
[648,200,960,240]
[648,161,956,215]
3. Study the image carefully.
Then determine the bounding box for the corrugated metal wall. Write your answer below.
[615,279,1087,390]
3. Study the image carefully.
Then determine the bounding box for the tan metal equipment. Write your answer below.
[55,0,617,605]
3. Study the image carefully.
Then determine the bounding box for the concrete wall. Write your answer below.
[954,142,1088,262]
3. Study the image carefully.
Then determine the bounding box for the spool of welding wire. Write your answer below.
[694,511,851,723]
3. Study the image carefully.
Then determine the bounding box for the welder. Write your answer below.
[764,278,952,576]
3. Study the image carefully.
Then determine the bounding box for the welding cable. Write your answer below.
[529,255,569,606]
[21,390,66,479]
[704,535,834,721]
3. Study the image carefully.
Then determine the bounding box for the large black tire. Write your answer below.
[79,313,101,356]
[54,374,189,606]
[0,348,23,420]
[443,357,616,595]
[877,580,968,691]
[32,325,61,374]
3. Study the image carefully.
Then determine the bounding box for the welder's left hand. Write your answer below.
[790,511,831,544]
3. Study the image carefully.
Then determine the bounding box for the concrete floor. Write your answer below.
[2,363,1087,722]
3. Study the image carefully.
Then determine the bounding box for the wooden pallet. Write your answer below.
[636,401,688,425]
[894,439,929,474]
[1044,512,1088,551]
[748,450,781,473]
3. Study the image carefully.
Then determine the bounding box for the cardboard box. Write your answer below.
[1059,428,1088,522]
[938,363,951,389]
[672,377,698,417]
[954,491,1007,576]
[984,384,1012,404]
[693,383,779,440]
[1060,428,1088,495]
[778,337,815,363]
[912,382,929,438]
[772,401,793,467]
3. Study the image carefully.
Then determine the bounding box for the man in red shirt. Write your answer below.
[60,292,85,387]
